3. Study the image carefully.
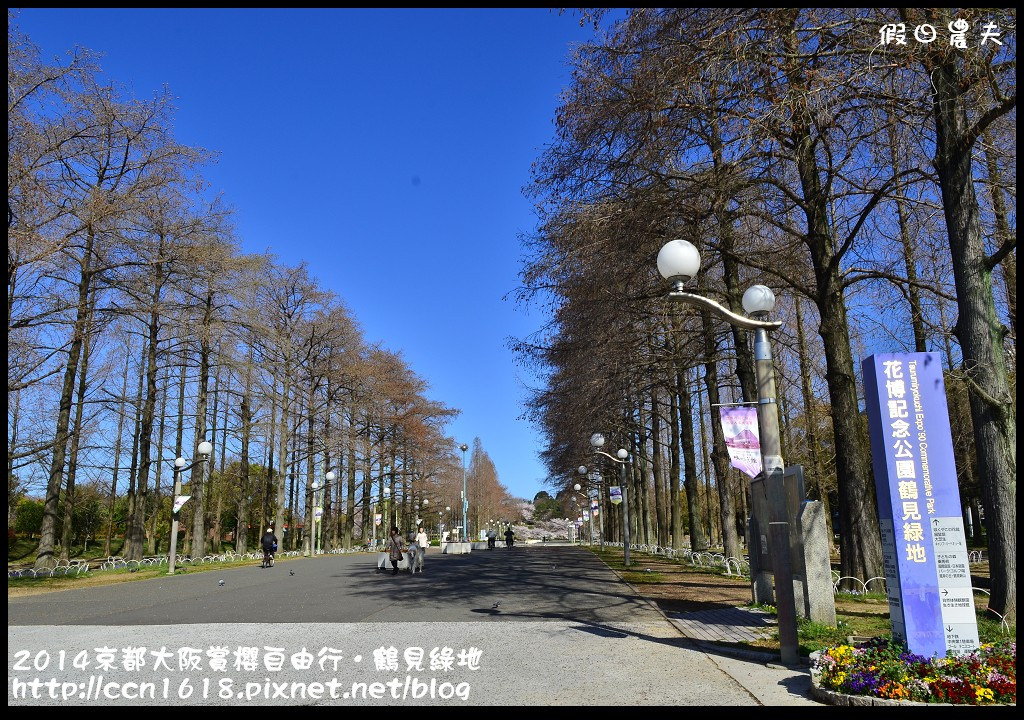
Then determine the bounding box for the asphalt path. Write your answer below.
[9,545,661,626]
[8,545,821,706]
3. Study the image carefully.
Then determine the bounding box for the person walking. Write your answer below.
[415,526,429,552]
[387,526,405,575]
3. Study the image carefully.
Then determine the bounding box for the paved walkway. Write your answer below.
[664,607,777,644]
[8,547,820,705]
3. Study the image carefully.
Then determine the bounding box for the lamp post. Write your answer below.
[656,238,798,666]
[577,466,605,550]
[574,483,593,546]
[168,441,212,575]
[309,480,319,556]
[417,497,429,530]
[445,505,452,542]
[590,433,631,567]
[314,470,335,556]
[459,443,468,542]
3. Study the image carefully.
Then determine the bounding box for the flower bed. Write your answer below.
[811,637,1015,705]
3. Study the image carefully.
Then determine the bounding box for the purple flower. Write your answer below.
[848,671,880,694]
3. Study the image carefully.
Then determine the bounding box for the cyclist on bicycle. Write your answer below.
[261,526,278,568]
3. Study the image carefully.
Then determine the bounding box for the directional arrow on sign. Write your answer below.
[946,625,953,632]
[942,589,948,596]
[933,518,940,525]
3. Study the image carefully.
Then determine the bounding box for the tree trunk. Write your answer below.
[236,345,254,554]
[795,298,831,536]
[304,379,316,555]
[208,362,221,554]
[124,340,146,557]
[148,366,170,556]
[695,370,716,546]
[189,290,214,559]
[668,371,683,550]
[127,248,167,562]
[60,292,96,561]
[275,367,290,542]
[104,349,131,556]
[982,132,1015,340]
[929,58,1016,622]
[784,21,883,583]
[634,395,652,545]
[264,393,276,533]
[701,309,742,561]
[346,411,357,549]
[360,425,371,542]
[887,118,928,353]
[677,366,706,551]
[35,231,95,569]
[649,385,666,546]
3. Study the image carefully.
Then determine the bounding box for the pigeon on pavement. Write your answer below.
[218,579,225,586]
[289,569,295,576]
[491,601,501,609]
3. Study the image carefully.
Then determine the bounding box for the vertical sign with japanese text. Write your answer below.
[863,353,978,658]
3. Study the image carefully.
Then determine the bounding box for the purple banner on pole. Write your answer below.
[720,406,762,478]
[863,352,978,658]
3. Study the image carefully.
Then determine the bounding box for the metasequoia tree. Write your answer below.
[33,77,190,568]
[888,8,1016,622]
[517,10,1014,596]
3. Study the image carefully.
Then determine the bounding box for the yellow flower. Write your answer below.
[975,687,994,703]
[828,645,854,665]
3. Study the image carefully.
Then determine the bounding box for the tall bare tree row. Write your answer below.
[516,9,1015,621]
[8,21,520,569]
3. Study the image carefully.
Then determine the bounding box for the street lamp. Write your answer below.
[445,505,452,542]
[417,497,429,528]
[656,238,798,666]
[459,443,468,542]
[577,466,605,550]
[590,433,631,567]
[313,470,335,556]
[573,483,592,546]
[168,440,212,575]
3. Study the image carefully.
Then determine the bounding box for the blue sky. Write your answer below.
[13,8,603,501]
